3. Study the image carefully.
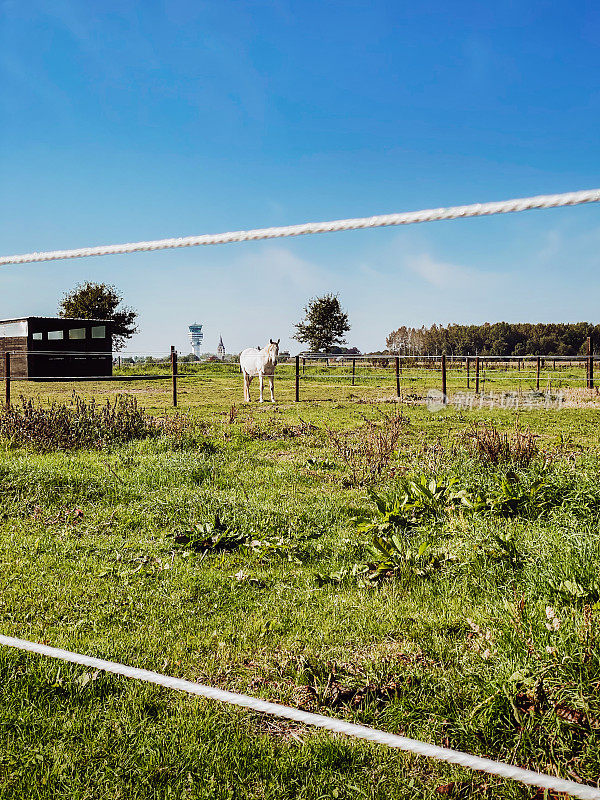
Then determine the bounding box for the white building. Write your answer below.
[188,324,204,359]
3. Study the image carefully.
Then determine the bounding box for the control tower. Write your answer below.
[188,324,204,359]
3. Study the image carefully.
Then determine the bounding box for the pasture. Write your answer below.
[1,367,600,799]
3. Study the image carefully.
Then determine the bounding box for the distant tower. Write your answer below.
[217,335,225,361]
[188,324,204,359]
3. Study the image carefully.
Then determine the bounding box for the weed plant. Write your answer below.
[325,409,406,484]
[461,422,538,466]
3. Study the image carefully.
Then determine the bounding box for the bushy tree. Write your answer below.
[294,294,350,352]
[59,282,138,351]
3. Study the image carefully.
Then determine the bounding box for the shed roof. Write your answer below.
[0,316,112,324]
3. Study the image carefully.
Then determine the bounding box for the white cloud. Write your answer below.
[403,251,503,291]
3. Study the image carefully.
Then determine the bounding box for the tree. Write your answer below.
[59,282,138,351]
[294,294,350,352]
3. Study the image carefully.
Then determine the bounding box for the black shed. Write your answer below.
[0,317,113,379]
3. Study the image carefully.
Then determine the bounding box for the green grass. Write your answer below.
[1,371,600,798]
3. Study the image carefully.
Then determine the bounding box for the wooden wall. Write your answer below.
[0,337,28,378]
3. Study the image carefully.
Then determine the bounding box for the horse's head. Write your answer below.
[267,338,280,365]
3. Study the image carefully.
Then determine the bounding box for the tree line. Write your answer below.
[386,322,599,356]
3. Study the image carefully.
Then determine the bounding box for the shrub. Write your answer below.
[0,394,159,451]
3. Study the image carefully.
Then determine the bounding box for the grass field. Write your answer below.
[1,368,600,799]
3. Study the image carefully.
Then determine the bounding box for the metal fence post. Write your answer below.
[466,357,470,389]
[352,358,356,386]
[295,355,300,402]
[536,356,541,391]
[395,356,400,397]
[475,356,480,393]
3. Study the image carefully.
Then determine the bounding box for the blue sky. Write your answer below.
[1,0,599,354]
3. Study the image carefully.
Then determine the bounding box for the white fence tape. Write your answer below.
[1,188,599,265]
[1,634,599,799]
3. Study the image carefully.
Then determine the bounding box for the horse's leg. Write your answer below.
[259,373,264,402]
[269,375,275,403]
[244,372,251,402]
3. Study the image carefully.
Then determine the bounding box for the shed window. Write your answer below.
[32,332,43,341]
[91,325,106,339]
[48,330,64,340]
[69,328,86,340]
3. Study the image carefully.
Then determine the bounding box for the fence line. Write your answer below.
[2,349,597,408]
[0,634,598,800]
[292,351,596,401]
[3,349,599,361]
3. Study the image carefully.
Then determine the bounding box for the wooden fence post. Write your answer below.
[171,346,178,407]
[395,356,400,397]
[536,356,541,390]
[475,356,480,393]
[352,358,355,386]
[441,354,447,401]
[466,357,470,389]
[295,355,300,402]
[4,352,10,408]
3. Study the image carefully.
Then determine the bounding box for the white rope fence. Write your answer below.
[1,188,599,266]
[1,634,599,800]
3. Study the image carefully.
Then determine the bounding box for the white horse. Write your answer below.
[240,339,280,402]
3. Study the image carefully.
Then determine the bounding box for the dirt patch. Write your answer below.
[558,388,600,408]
